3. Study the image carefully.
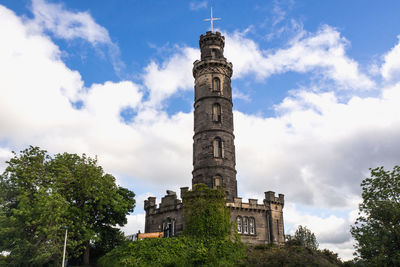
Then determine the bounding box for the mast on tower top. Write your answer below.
[204,6,221,32]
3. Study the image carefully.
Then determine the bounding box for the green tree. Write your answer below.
[0,146,67,266]
[0,146,135,266]
[286,225,319,250]
[351,166,400,266]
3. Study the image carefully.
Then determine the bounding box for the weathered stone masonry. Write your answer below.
[144,31,285,245]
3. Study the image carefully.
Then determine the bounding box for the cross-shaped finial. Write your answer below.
[204,6,221,32]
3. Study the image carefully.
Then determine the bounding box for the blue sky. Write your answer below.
[2,0,400,260]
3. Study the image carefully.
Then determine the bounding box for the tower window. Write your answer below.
[249,217,256,235]
[213,137,224,158]
[213,77,221,92]
[243,217,249,234]
[236,216,242,234]
[213,175,222,188]
[211,49,218,59]
[212,103,221,122]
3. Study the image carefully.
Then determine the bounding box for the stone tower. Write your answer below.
[192,31,237,201]
[144,31,285,245]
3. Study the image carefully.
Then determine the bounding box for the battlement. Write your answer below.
[144,190,184,215]
[226,191,285,210]
[199,31,225,49]
[264,191,285,206]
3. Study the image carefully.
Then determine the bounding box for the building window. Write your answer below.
[212,103,221,122]
[213,137,224,158]
[214,175,222,188]
[243,217,249,234]
[211,49,218,59]
[249,217,256,235]
[236,216,242,234]
[213,77,221,92]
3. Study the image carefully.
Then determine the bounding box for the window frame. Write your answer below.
[212,77,221,92]
[212,103,222,122]
[243,217,249,234]
[213,137,223,158]
[236,216,242,234]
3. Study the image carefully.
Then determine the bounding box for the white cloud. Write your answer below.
[381,36,400,81]
[235,81,400,208]
[285,203,356,260]
[142,47,199,107]
[189,1,207,11]
[0,4,192,190]
[31,0,111,45]
[30,0,124,74]
[225,26,375,89]
[120,214,145,236]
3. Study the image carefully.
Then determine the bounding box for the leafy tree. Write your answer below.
[286,225,319,250]
[0,146,135,266]
[0,146,67,266]
[351,166,400,266]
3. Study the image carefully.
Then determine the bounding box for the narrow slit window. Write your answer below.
[213,137,223,158]
[213,77,221,92]
[212,103,221,122]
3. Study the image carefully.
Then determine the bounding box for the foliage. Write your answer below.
[98,236,246,267]
[0,146,135,266]
[99,183,246,266]
[182,183,232,241]
[350,166,400,266]
[245,243,344,267]
[286,225,319,250]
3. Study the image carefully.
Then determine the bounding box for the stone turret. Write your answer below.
[192,31,237,201]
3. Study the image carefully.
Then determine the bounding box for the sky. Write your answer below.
[1,0,400,260]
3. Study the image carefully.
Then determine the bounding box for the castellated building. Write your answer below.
[144,31,285,245]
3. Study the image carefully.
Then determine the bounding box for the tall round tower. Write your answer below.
[192,31,237,201]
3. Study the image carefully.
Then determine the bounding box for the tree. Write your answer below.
[351,166,400,266]
[0,146,135,266]
[286,225,319,250]
[0,146,67,266]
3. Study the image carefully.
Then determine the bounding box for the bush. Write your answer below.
[98,237,246,267]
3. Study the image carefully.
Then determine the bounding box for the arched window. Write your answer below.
[212,103,221,122]
[213,175,222,188]
[236,216,242,234]
[211,49,218,59]
[213,137,223,158]
[213,77,221,92]
[249,217,256,235]
[243,217,249,234]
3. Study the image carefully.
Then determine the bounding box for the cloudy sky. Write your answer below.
[2,0,400,260]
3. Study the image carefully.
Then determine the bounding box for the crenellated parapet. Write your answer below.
[199,31,225,61]
[264,191,285,207]
[144,190,183,216]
